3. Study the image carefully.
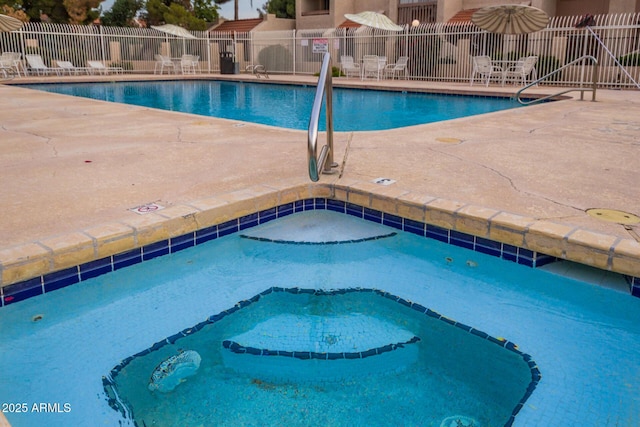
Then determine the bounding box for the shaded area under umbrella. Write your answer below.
[344,11,404,32]
[471,4,549,35]
[151,24,196,58]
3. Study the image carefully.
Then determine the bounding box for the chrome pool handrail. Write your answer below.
[307,52,334,182]
[516,55,598,105]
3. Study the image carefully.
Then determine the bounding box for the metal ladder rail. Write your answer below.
[515,55,599,105]
[308,52,334,182]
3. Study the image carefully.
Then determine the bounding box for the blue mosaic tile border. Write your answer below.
[222,335,421,360]
[239,231,398,245]
[103,287,542,427]
[2,197,638,307]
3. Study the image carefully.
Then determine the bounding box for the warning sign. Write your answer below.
[312,38,329,54]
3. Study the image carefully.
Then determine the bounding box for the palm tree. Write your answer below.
[215,0,253,21]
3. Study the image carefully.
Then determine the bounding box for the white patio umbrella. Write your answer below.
[151,24,196,39]
[471,4,549,35]
[0,14,24,32]
[344,11,404,32]
[151,24,196,57]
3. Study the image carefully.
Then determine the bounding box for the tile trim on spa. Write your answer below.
[1,198,638,307]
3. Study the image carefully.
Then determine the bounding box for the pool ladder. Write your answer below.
[308,52,337,181]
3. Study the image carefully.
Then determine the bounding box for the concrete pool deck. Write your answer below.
[0,74,639,295]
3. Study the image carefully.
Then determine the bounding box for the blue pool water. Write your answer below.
[20,81,524,131]
[0,210,638,427]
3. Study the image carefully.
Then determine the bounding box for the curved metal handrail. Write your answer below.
[307,52,334,182]
[516,55,598,105]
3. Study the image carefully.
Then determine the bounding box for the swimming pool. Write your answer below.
[20,81,525,131]
[0,207,638,427]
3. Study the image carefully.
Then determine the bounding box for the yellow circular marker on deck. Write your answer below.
[436,137,462,144]
[586,208,640,225]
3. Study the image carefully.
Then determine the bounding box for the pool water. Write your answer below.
[20,81,524,131]
[0,211,638,427]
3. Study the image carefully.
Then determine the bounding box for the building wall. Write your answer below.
[556,0,608,15]
[297,0,399,29]
[438,0,463,22]
[256,14,296,31]
[295,0,640,30]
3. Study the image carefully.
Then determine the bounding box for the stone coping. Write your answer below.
[1,183,639,296]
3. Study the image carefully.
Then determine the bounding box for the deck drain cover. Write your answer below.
[373,177,396,185]
[130,202,164,215]
[586,208,640,225]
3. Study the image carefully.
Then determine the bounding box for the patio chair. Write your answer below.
[362,55,385,81]
[0,61,12,79]
[25,54,61,76]
[340,55,361,79]
[470,55,503,86]
[1,52,23,77]
[384,56,409,80]
[180,54,199,74]
[0,55,15,79]
[154,54,176,74]
[502,56,538,86]
[87,60,123,75]
[56,60,86,75]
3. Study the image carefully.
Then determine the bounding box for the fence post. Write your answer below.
[99,25,106,65]
[292,29,297,75]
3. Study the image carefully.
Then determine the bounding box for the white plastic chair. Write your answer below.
[340,55,361,79]
[384,56,409,80]
[1,52,23,77]
[56,60,86,75]
[470,55,503,86]
[502,56,538,86]
[87,61,123,75]
[180,54,199,74]
[25,54,61,76]
[362,55,385,80]
[154,55,176,74]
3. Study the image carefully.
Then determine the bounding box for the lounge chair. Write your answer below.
[470,55,503,86]
[384,56,409,80]
[502,56,538,86]
[56,60,87,75]
[87,60,123,75]
[154,55,175,74]
[340,55,361,79]
[25,54,61,76]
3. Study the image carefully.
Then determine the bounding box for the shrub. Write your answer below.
[313,66,344,78]
[257,45,292,73]
[109,61,134,71]
[617,53,640,66]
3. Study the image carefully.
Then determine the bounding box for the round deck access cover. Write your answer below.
[586,208,640,225]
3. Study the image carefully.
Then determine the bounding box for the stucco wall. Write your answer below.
[257,14,296,31]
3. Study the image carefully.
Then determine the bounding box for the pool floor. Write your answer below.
[0,211,638,426]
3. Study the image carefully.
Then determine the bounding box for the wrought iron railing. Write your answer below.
[1,12,639,88]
